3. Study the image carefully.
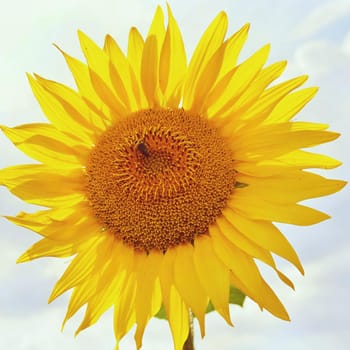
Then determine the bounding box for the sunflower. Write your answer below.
[0,5,345,350]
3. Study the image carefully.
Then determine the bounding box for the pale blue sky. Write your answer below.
[0,1,349,349]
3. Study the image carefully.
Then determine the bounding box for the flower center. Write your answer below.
[86,108,236,252]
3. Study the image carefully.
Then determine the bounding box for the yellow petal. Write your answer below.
[127,27,144,81]
[234,160,293,177]
[78,30,127,116]
[216,215,295,288]
[193,235,232,325]
[210,225,263,302]
[134,251,163,349]
[104,34,141,111]
[257,278,290,320]
[207,44,270,118]
[216,215,276,268]
[222,208,303,273]
[75,241,133,335]
[232,122,340,161]
[278,150,342,169]
[241,75,309,124]
[27,74,94,144]
[60,242,130,329]
[5,210,50,233]
[213,224,292,312]
[0,123,88,167]
[75,271,127,335]
[55,45,113,123]
[0,164,84,207]
[7,205,98,246]
[62,275,100,329]
[229,272,290,320]
[160,247,189,350]
[237,170,346,203]
[34,74,106,134]
[183,12,228,109]
[189,23,252,112]
[230,192,330,225]
[49,233,113,301]
[217,23,250,81]
[264,87,319,124]
[113,272,137,345]
[219,60,287,122]
[17,214,101,264]
[190,34,238,113]
[159,4,187,107]
[17,235,89,263]
[234,153,342,176]
[147,5,166,40]
[5,206,78,234]
[166,285,190,350]
[140,6,166,108]
[173,244,207,337]
[141,35,159,108]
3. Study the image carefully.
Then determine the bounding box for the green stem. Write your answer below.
[182,310,194,350]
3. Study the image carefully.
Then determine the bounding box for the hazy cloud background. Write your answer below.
[0,0,349,349]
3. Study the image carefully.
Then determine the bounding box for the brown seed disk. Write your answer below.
[85,108,236,252]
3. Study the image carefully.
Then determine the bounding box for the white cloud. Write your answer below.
[294,39,350,78]
[341,28,350,55]
[0,1,349,350]
[294,0,350,39]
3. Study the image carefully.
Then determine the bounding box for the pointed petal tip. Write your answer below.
[284,313,291,322]
[264,43,271,51]
[321,212,331,222]
[330,159,343,168]
[241,22,251,31]
[25,72,34,80]
[299,74,309,84]
[48,291,57,304]
[336,180,347,191]
[280,60,288,68]
[199,322,206,338]
[310,86,319,94]
[263,305,290,322]
[105,33,113,42]
[216,11,228,28]
[61,312,72,332]
[53,43,64,54]
[216,305,233,327]
[165,2,172,14]
[74,324,85,338]
[298,263,305,276]
[226,316,234,328]
[134,334,142,350]
[341,178,348,186]
[16,253,29,264]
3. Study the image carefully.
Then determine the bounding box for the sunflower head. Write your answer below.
[0,4,345,350]
[86,108,237,253]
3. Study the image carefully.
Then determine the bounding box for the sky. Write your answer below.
[0,0,349,349]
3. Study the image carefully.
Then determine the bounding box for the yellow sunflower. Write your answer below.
[0,5,346,350]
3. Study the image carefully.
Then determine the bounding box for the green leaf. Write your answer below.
[154,285,246,320]
[206,285,245,313]
[154,304,167,320]
[229,285,246,306]
[234,181,248,188]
